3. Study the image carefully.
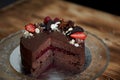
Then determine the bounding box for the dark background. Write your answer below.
[0,0,19,8]
[66,0,120,16]
[0,0,120,16]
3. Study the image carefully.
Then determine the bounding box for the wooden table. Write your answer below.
[0,0,120,80]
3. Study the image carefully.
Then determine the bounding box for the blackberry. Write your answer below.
[54,17,60,22]
[46,20,54,31]
[71,26,84,34]
[44,16,52,24]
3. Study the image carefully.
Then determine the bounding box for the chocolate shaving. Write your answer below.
[59,20,68,30]
[66,20,74,27]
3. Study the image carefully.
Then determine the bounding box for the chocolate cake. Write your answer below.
[20,16,87,78]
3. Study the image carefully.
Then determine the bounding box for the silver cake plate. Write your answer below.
[9,46,91,80]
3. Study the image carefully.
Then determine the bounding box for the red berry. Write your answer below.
[54,17,60,22]
[25,23,35,32]
[44,16,52,24]
[70,32,87,40]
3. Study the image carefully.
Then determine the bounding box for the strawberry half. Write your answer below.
[25,23,35,33]
[70,32,87,40]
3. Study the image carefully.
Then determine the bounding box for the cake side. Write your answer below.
[20,41,32,73]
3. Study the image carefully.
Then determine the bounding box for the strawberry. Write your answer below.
[25,23,35,33]
[70,32,87,40]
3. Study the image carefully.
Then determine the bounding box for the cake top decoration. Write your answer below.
[23,16,87,47]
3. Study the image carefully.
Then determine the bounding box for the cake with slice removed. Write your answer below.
[20,16,87,78]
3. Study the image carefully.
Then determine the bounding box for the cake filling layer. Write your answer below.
[35,45,80,60]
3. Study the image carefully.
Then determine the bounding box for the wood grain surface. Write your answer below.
[0,0,120,80]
